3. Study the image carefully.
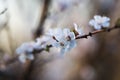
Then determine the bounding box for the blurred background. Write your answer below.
[0,0,120,80]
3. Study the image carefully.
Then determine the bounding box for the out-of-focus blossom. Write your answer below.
[34,36,50,49]
[89,15,110,30]
[16,42,35,63]
[16,42,34,54]
[19,52,34,63]
[16,36,50,63]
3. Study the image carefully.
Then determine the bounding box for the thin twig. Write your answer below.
[0,8,7,15]
[76,26,120,39]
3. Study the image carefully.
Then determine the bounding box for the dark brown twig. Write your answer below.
[0,8,7,15]
[76,26,120,39]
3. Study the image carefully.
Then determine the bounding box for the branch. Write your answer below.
[0,8,7,15]
[76,26,120,39]
[35,0,51,38]
[0,18,120,79]
[2,24,120,65]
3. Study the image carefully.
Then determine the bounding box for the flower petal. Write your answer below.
[19,54,26,63]
[27,53,34,60]
[102,22,110,27]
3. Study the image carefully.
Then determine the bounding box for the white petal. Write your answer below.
[53,28,63,41]
[19,54,26,63]
[94,24,101,30]
[60,42,71,54]
[89,19,96,26]
[63,28,70,36]
[41,36,50,42]
[16,47,25,54]
[77,28,83,35]
[35,38,41,43]
[73,23,83,35]
[63,28,70,32]
[102,22,110,27]
[69,40,76,49]
[27,54,34,60]
[60,47,67,55]
[102,16,110,22]
[26,45,34,52]
[94,15,102,22]
[51,40,60,47]
[69,32,75,40]
[63,28,75,40]
[20,43,33,52]
[65,40,76,51]
[73,23,78,31]
[56,28,63,34]
[33,41,41,49]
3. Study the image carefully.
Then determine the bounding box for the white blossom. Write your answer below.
[16,42,35,63]
[63,28,76,52]
[34,36,50,49]
[19,52,34,63]
[89,15,110,30]
[16,36,51,63]
[46,28,76,54]
[16,42,34,54]
[46,28,64,47]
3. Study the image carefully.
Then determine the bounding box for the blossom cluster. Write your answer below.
[16,36,49,63]
[16,15,110,63]
[89,15,110,30]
